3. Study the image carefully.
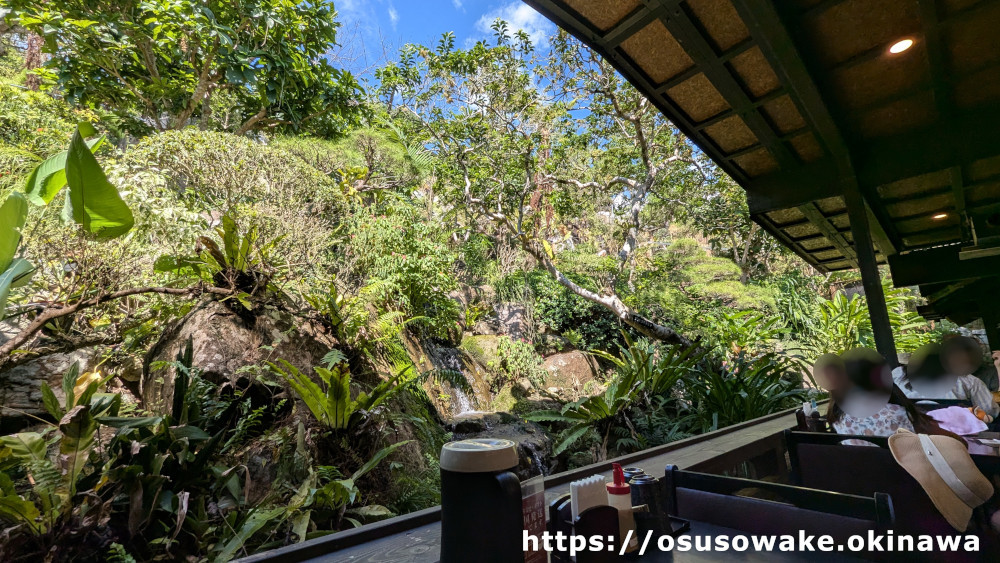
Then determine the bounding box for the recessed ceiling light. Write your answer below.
[889,38,914,54]
[932,212,948,220]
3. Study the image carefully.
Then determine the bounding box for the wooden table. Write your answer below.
[238,407,812,563]
[303,520,862,562]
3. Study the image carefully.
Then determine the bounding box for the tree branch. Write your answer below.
[0,285,232,370]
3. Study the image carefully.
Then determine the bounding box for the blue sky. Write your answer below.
[332,0,555,83]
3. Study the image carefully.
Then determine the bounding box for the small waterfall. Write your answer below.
[452,386,476,415]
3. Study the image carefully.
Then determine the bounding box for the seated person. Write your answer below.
[941,337,997,417]
[994,350,1000,402]
[895,339,1000,418]
[825,348,962,443]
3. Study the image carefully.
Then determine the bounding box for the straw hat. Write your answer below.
[888,429,994,531]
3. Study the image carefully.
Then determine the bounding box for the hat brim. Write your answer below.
[889,431,974,531]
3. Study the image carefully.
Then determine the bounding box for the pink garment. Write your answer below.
[927,406,988,435]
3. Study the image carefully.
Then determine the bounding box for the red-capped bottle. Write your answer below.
[607,463,639,553]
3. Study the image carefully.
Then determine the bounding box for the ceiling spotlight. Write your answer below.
[932,212,948,220]
[889,38,914,54]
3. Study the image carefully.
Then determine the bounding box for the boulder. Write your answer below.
[0,349,98,432]
[494,303,528,339]
[141,299,337,411]
[450,414,555,479]
[448,284,496,308]
[542,351,602,400]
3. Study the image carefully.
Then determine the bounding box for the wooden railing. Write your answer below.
[237,403,819,562]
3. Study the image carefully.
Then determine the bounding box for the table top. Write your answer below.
[318,520,863,563]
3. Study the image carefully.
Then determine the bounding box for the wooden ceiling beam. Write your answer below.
[745,156,840,214]
[647,2,798,170]
[521,0,755,188]
[889,245,1000,285]
[856,107,1000,189]
[731,0,904,257]
[797,202,860,268]
[753,213,827,271]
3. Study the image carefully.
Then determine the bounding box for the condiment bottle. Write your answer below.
[607,463,638,553]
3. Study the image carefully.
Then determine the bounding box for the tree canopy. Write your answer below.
[5,0,365,134]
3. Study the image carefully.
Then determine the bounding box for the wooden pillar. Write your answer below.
[844,187,899,366]
[983,299,1000,351]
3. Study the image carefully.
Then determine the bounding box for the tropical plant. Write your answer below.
[529,334,704,459]
[527,367,639,460]
[710,310,784,356]
[23,121,134,238]
[0,361,132,558]
[267,359,413,433]
[590,333,703,398]
[0,192,33,322]
[155,214,283,308]
[680,352,812,433]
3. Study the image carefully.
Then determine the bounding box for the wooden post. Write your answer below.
[983,300,1000,351]
[844,187,899,367]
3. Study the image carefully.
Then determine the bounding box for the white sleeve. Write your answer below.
[963,375,999,417]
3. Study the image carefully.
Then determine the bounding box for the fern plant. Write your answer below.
[267,359,412,432]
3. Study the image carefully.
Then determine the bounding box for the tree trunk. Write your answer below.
[24,33,44,91]
[518,235,692,347]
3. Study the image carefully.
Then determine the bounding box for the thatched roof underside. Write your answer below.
[527,0,1000,322]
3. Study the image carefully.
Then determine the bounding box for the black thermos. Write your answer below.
[440,438,524,563]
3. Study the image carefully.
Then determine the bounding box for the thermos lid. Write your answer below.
[440,439,518,473]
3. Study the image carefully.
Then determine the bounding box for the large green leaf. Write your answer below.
[23,124,106,206]
[213,506,287,562]
[350,440,412,481]
[0,257,34,322]
[40,383,62,419]
[62,362,80,410]
[323,365,352,430]
[58,405,98,496]
[62,126,134,239]
[0,192,27,272]
[0,433,47,464]
[0,493,42,534]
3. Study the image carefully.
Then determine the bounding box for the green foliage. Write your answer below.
[342,196,459,336]
[709,310,784,356]
[498,269,624,351]
[679,352,813,433]
[21,121,134,238]
[788,279,943,364]
[0,83,103,157]
[267,359,411,433]
[634,239,776,343]
[0,192,32,321]
[111,129,348,290]
[8,0,365,135]
[473,335,547,390]
[529,334,704,459]
[272,128,422,190]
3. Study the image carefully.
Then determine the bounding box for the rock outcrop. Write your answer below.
[447,412,555,479]
[541,350,602,401]
[404,333,492,418]
[141,299,337,410]
[0,348,98,432]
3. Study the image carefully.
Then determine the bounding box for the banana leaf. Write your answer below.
[0,192,27,272]
[62,125,134,239]
[58,405,98,496]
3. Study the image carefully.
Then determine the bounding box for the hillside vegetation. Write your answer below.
[0,6,950,561]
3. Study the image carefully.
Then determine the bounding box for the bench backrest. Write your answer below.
[662,464,893,545]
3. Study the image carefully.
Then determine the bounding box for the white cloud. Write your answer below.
[475,2,553,47]
[453,0,464,10]
[388,5,399,28]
